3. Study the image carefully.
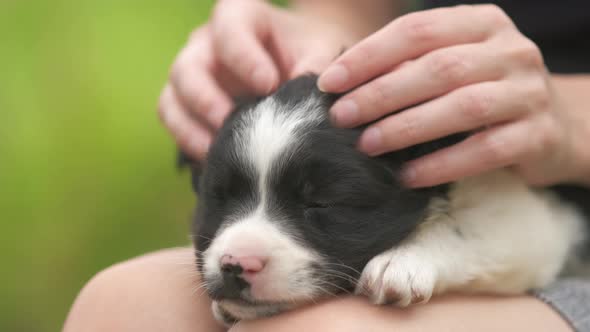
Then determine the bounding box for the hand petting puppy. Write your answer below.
[158,0,369,160]
[319,5,590,188]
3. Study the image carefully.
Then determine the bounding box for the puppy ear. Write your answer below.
[177,150,203,194]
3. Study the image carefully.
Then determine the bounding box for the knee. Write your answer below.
[63,248,224,332]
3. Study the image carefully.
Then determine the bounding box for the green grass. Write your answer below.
[0,1,215,330]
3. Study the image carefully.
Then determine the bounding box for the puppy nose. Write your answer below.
[220,255,266,274]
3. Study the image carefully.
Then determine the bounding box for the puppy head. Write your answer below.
[191,75,449,324]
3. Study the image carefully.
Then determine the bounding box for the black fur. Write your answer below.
[190,75,464,296]
[186,75,590,311]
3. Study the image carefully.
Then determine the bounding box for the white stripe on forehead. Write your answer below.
[239,95,326,203]
[202,94,328,299]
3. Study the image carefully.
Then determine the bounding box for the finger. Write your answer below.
[159,85,213,160]
[330,42,507,127]
[318,4,513,93]
[170,44,233,129]
[290,51,338,78]
[212,1,279,94]
[401,120,536,187]
[358,81,534,155]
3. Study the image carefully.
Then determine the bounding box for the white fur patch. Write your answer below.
[203,206,320,303]
[357,170,585,306]
[202,95,328,317]
[239,96,326,202]
[203,92,587,315]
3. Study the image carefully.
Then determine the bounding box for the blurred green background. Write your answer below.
[0,0,418,330]
[0,1,217,331]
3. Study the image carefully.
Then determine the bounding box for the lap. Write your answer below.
[63,248,572,332]
[63,247,224,332]
[232,294,571,332]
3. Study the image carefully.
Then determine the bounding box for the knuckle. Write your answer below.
[183,86,213,116]
[512,38,545,69]
[168,69,205,113]
[368,79,393,110]
[536,117,560,151]
[169,57,188,88]
[528,131,547,157]
[479,4,511,26]
[398,12,438,44]
[195,95,214,115]
[525,129,543,156]
[222,40,240,63]
[224,44,258,77]
[528,78,551,111]
[398,114,422,143]
[429,51,469,86]
[457,88,493,124]
[479,132,512,165]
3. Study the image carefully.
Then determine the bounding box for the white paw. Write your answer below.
[356,248,438,306]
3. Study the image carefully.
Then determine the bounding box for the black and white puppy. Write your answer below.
[185,75,589,325]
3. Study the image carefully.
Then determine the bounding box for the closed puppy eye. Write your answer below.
[302,182,333,209]
[304,201,331,209]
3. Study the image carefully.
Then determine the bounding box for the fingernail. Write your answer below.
[318,64,348,92]
[252,67,274,94]
[331,100,359,127]
[400,167,417,186]
[359,127,382,155]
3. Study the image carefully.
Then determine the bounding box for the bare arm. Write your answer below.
[161,0,401,159]
[551,74,590,187]
[231,294,573,332]
[291,0,403,40]
[317,5,590,188]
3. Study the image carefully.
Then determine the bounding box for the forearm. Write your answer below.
[231,294,573,332]
[552,74,590,187]
[290,0,402,40]
[401,294,573,332]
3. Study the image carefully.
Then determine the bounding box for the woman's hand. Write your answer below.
[158,0,370,160]
[318,5,590,187]
[228,295,572,332]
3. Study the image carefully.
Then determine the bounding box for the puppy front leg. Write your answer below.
[355,219,462,306]
[356,172,580,307]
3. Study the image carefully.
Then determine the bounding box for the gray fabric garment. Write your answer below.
[534,279,590,332]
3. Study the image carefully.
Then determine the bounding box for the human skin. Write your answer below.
[160,1,590,188]
[317,5,590,188]
[63,248,572,332]
[159,0,397,160]
[69,0,589,331]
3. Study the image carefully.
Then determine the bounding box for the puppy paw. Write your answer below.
[356,248,438,306]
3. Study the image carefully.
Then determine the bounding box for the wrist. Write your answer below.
[291,0,400,41]
[551,74,590,187]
